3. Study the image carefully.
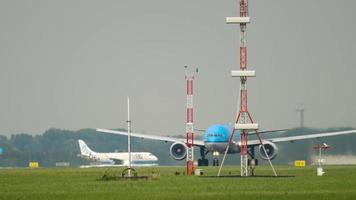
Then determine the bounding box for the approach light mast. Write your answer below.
[185,66,197,176]
[219,0,277,177]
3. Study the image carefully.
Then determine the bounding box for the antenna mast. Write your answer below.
[218,0,277,177]
[185,66,197,176]
[296,104,305,128]
[127,97,132,177]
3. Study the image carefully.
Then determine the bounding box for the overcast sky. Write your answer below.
[1,0,355,136]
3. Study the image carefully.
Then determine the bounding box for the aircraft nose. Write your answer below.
[152,155,158,161]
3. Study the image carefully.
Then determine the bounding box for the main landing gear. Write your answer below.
[248,147,258,176]
[197,147,209,166]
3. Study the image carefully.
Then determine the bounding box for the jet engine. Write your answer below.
[169,142,187,160]
[258,141,278,160]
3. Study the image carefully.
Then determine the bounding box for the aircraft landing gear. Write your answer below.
[248,147,258,176]
[198,158,209,166]
[213,158,219,166]
[212,151,220,166]
[198,147,209,166]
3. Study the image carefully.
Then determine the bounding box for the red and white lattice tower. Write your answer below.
[218,0,276,177]
[185,66,196,176]
[227,0,259,176]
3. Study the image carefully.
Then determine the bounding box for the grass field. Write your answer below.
[0,165,356,200]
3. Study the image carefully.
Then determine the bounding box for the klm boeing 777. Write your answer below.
[97,125,356,166]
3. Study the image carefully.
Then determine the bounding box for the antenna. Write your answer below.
[127,96,132,177]
[296,104,305,128]
[313,143,330,176]
[185,66,197,176]
[218,0,277,177]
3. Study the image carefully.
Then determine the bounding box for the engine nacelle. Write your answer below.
[258,141,278,160]
[169,142,187,160]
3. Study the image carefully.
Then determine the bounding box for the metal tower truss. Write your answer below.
[218,0,277,177]
[185,66,196,176]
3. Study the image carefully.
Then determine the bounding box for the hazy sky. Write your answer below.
[1,0,356,136]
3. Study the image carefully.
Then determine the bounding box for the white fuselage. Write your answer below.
[84,151,158,166]
[78,140,158,167]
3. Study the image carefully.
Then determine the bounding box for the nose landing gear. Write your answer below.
[197,147,209,166]
[212,151,220,166]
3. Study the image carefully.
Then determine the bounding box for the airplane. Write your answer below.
[322,143,330,148]
[77,140,158,167]
[96,125,356,166]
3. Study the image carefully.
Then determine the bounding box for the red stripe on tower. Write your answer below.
[240,0,248,16]
[187,80,193,95]
[187,108,193,123]
[240,90,248,112]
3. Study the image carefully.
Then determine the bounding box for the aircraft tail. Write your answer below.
[78,140,95,157]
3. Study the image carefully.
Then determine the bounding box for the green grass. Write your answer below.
[0,165,356,200]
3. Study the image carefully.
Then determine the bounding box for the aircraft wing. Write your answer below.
[194,128,288,134]
[96,128,205,146]
[248,129,356,145]
[249,129,288,135]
